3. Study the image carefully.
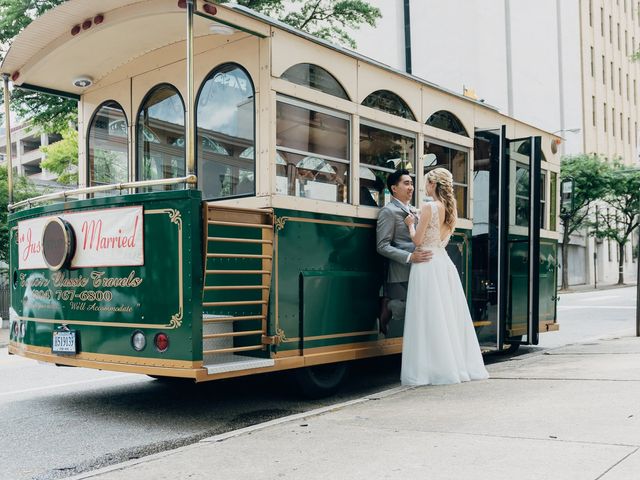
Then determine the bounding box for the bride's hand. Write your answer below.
[404,214,416,227]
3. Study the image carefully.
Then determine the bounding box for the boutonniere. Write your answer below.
[408,205,419,216]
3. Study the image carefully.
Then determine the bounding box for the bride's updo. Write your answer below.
[426,167,457,232]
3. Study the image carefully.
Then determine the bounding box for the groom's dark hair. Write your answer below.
[386,169,411,192]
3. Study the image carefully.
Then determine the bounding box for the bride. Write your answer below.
[401,168,489,386]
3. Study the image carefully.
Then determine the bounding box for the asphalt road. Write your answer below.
[0,285,636,480]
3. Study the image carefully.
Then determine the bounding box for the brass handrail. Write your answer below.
[8,175,198,211]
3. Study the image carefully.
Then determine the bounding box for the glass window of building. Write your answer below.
[196,64,255,199]
[425,110,469,137]
[137,84,185,187]
[361,90,416,120]
[276,98,350,202]
[359,122,415,207]
[88,101,129,186]
[281,63,349,100]
[423,140,468,218]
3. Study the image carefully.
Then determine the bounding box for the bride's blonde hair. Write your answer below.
[426,167,457,232]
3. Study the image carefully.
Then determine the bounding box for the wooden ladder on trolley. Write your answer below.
[201,204,277,373]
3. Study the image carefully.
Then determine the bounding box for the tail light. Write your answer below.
[154,333,169,353]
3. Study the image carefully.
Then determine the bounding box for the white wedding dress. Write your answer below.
[401,202,489,386]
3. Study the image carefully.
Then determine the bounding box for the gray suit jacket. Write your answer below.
[376,198,416,284]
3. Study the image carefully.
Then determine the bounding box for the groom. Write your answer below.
[376,169,432,335]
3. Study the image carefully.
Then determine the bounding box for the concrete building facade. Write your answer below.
[353,0,639,285]
[0,122,61,187]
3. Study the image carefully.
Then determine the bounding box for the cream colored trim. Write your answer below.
[271,78,357,114]
[283,329,379,343]
[9,343,201,369]
[422,127,474,148]
[357,104,422,134]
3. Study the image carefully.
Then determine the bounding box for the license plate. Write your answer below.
[52,330,77,354]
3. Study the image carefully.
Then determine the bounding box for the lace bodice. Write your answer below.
[420,202,451,249]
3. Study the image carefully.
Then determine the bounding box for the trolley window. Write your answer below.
[276,97,350,203]
[361,90,416,120]
[425,110,469,137]
[550,171,558,231]
[423,139,468,218]
[281,63,349,100]
[136,84,185,188]
[359,121,415,207]
[516,165,546,229]
[87,101,129,187]
[196,63,255,199]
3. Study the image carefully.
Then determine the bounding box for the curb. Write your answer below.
[67,385,412,480]
[559,282,637,294]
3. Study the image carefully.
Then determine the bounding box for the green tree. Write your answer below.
[222,0,381,48]
[559,154,610,290]
[0,166,37,263]
[40,128,78,185]
[590,162,640,285]
[0,0,74,132]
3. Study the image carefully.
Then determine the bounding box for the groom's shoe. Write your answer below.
[379,297,392,335]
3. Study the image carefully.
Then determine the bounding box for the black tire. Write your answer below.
[504,336,522,354]
[293,362,350,398]
[147,375,194,385]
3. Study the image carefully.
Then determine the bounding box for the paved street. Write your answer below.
[538,285,637,349]
[0,285,636,480]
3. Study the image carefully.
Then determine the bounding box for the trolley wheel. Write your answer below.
[504,336,522,354]
[293,362,350,398]
[147,375,193,384]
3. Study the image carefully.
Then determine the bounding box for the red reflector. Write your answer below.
[203,4,217,14]
[71,25,81,36]
[94,14,104,25]
[11,71,19,81]
[178,0,187,8]
[82,19,92,30]
[154,333,169,352]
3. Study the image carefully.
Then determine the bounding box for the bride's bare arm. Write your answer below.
[405,204,431,246]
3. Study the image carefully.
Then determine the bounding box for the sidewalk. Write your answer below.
[0,324,8,348]
[68,335,640,480]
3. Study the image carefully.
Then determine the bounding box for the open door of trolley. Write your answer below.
[473,128,542,350]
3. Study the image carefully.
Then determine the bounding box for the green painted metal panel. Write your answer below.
[271,208,473,350]
[507,236,559,336]
[300,271,379,347]
[8,189,203,362]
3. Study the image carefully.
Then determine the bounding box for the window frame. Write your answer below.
[359,119,417,208]
[86,99,130,188]
[195,62,257,201]
[275,94,352,203]
[135,82,186,183]
[422,136,470,218]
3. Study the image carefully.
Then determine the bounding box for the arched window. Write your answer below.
[281,63,349,100]
[196,63,255,199]
[136,84,185,186]
[87,101,129,187]
[425,110,469,137]
[361,90,416,120]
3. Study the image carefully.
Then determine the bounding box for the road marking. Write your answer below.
[0,374,139,398]
[579,295,620,301]
[558,306,635,310]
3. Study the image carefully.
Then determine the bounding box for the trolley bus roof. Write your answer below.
[1,0,500,109]
[0,0,559,139]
